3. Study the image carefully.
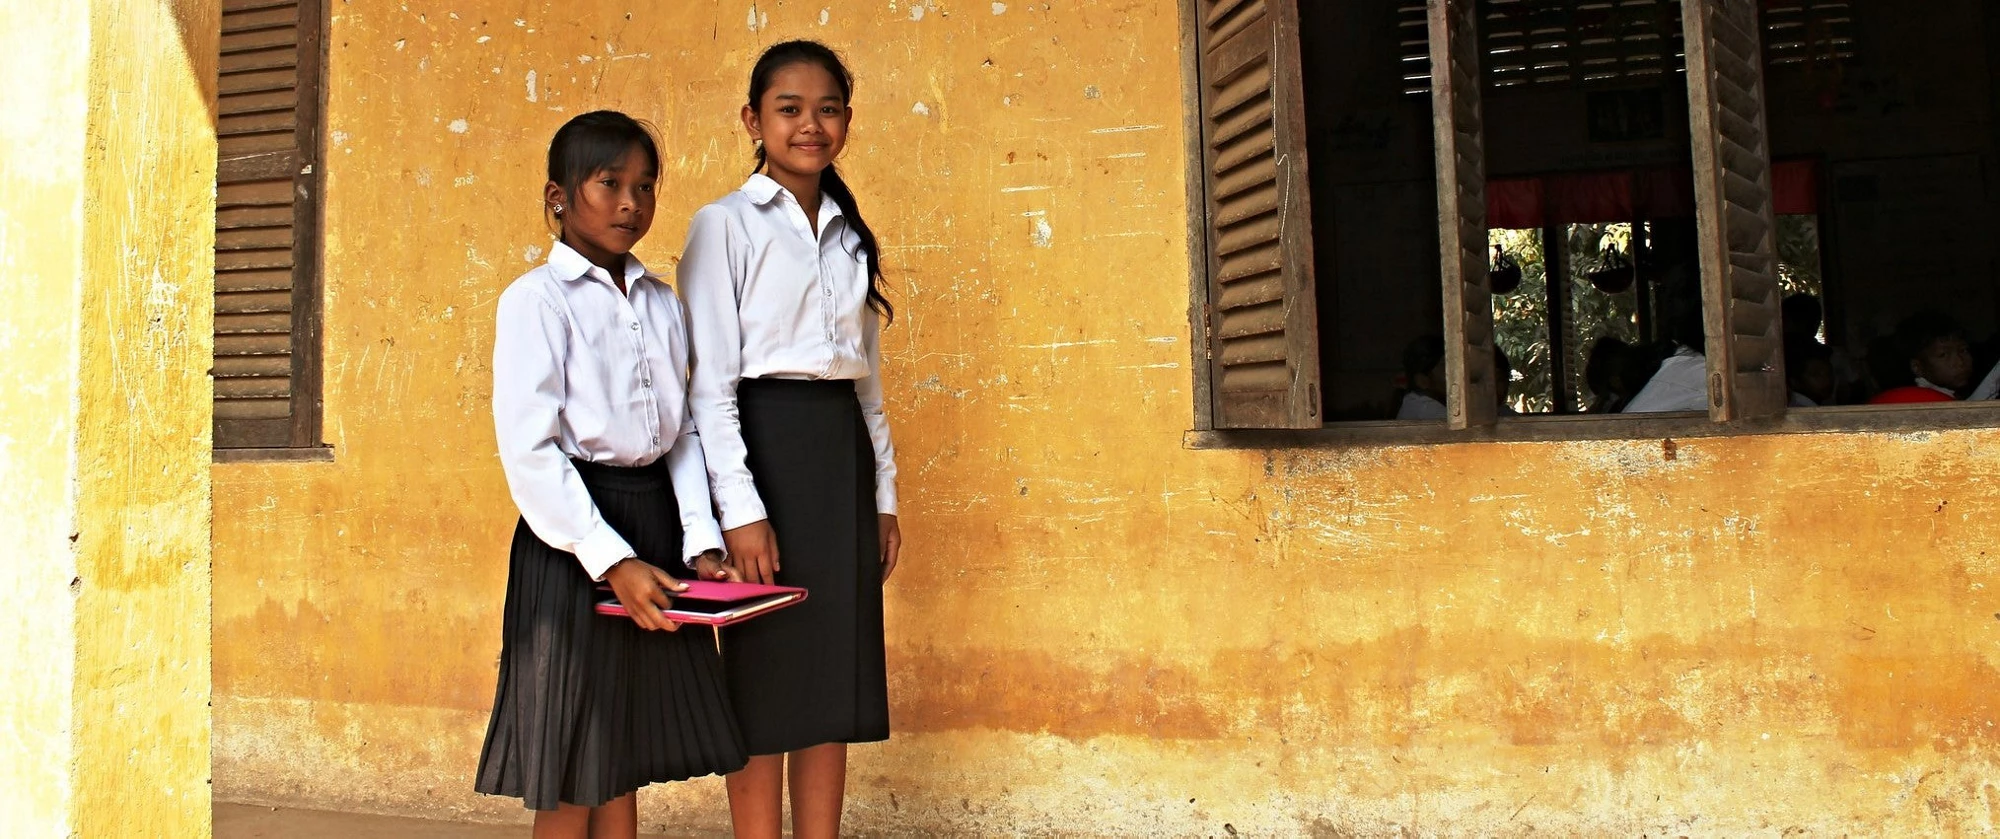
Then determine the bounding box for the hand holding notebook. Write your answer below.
[596,579,808,627]
[600,558,690,632]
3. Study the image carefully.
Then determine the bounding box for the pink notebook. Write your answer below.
[594,580,807,627]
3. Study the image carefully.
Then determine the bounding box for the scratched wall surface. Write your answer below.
[212,1,2000,835]
[0,1,217,835]
[73,0,220,834]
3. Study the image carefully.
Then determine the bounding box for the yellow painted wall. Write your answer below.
[72,0,220,834]
[0,0,91,831]
[1,1,217,836]
[213,1,2000,834]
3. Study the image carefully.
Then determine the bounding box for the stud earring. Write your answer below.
[552,203,564,215]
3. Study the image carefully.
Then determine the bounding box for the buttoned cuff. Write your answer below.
[714,480,770,531]
[683,521,725,568]
[576,524,638,581]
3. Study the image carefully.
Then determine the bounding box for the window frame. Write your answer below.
[1181,0,2000,447]
[1187,401,2000,449]
[212,0,330,462]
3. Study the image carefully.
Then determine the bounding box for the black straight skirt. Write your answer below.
[725,378,890,756]
[475,459,747,810]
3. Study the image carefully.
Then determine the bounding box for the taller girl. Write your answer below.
[677,41,903,839]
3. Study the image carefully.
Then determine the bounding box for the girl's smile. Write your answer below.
[743,62,851,202]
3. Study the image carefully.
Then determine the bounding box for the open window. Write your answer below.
[1185,0,2000,440]
[1765,0,2000,409]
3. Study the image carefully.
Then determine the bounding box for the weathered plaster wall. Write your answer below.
[72,1,220,834]
[214,1,2000,835]
[1,1,217,836]
[0,1,91,832]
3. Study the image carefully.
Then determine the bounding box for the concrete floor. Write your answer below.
[214,803,704,838]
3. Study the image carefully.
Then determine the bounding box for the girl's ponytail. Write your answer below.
[821,165,892,324]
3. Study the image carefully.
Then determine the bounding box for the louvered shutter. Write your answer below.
[1194,0,1321,429]
[215,0,322,448]
[1428,0,1496,429]
[1684,0,1787,420]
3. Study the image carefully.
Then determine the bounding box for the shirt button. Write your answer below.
[642,378,651,387]
[629,322,640,331]
[652,435,660,445]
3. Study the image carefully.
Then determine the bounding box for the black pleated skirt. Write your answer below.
[475,459,747,810]
[725,378,890,756]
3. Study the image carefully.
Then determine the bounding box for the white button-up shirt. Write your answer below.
[1971,360,2000,401]
[1623,345,1710,413]
[492,241,726,580]
[679,174,899,530]
[1396,391,1447,420]
[1916,377,1959,398]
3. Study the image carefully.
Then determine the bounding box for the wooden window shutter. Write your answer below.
[1428,0,1497,430]
[214,0,323,448]
[1193,0,1322,429]
[1683,0,1788,420]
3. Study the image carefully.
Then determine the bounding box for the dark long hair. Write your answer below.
[545,110,661,233]
[747,40,893,324]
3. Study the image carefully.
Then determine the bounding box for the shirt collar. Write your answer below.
[547,240,652,286]
[740,174,845,226]
[1916,377,1958,396]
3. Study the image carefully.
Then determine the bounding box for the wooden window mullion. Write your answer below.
[1429,0,1497,429]
[1544,224,1574,414]
[1191,0,1322,430]
[1684,0,1788,420]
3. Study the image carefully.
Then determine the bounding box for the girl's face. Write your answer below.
[549,143,656,268]
[743,62,850,184]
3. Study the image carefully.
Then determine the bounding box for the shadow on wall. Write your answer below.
[157,0,221,126]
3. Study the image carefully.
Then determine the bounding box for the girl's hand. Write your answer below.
[879,514,902,582]
[723,520,781,585]
[605,557,686,632]
[694,550,741,582]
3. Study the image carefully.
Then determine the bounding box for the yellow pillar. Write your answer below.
[0,0,218,835]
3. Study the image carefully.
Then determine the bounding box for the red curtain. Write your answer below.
[1771,159,1818,215]
[1487,159,1819,229]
